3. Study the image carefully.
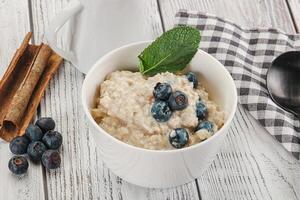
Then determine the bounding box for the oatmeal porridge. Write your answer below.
[91,70,225,150]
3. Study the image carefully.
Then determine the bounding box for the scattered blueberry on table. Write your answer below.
[168,91,188,111]
[27,141,47,162]
[42,131,63,150]
[9,136,29,155]
[35,117,55,133]
[8,117,63,175]
[25,124,43,141]
[151,100,172,122]
[42,150,61,170]
[169,128,189,148]
[153,82,172,100]
[8,156,29,175]
[186,72,198,88]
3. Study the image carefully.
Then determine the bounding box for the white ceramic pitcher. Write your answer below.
[46,0,155,74]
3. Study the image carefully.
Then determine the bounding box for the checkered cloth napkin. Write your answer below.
[175,10,300,159]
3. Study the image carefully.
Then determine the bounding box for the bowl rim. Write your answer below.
[81,40,237,154]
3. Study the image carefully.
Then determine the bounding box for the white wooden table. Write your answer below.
[0,0,300,199]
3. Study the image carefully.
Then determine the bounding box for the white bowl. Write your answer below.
[82,41,237,188]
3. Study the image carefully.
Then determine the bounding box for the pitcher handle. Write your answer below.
[45,0,83,64]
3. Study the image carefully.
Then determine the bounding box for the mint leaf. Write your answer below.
[138,26,200,76]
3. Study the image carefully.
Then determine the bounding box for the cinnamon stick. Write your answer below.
[0,33,63,141]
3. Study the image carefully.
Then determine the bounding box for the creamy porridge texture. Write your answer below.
[91,71,225,150]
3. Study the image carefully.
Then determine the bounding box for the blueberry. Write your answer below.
[151,101,172,122]
[8,156,29,175]
[186,72,198,88]
[153,82,172,100]
[42,131,63,150]
[168,91,188,110]
[35,117,55,133]
[169,128,189,148]
[195,120,214,132]
[196,101,208,120]
[42,150,61,170]
[9,136,29,155]
[25,124,43,141]
[27,141,47,161]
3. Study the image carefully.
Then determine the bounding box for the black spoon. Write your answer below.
[266,51,300,116]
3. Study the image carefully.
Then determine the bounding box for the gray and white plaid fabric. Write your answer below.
[176,10,300,159]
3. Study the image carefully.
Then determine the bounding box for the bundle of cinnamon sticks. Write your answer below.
[0,32,63,141]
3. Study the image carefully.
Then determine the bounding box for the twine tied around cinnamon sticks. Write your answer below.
[0,32,63,141]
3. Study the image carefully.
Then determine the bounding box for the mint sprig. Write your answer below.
[138,26,201,76]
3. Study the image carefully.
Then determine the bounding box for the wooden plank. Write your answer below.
[0,0,31,78]
[158,0,295,32]
[197,105,300,200]
[159,0,300,199]
[287,0,300,32]
[30,0,200,199]
[0,1,45,200]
